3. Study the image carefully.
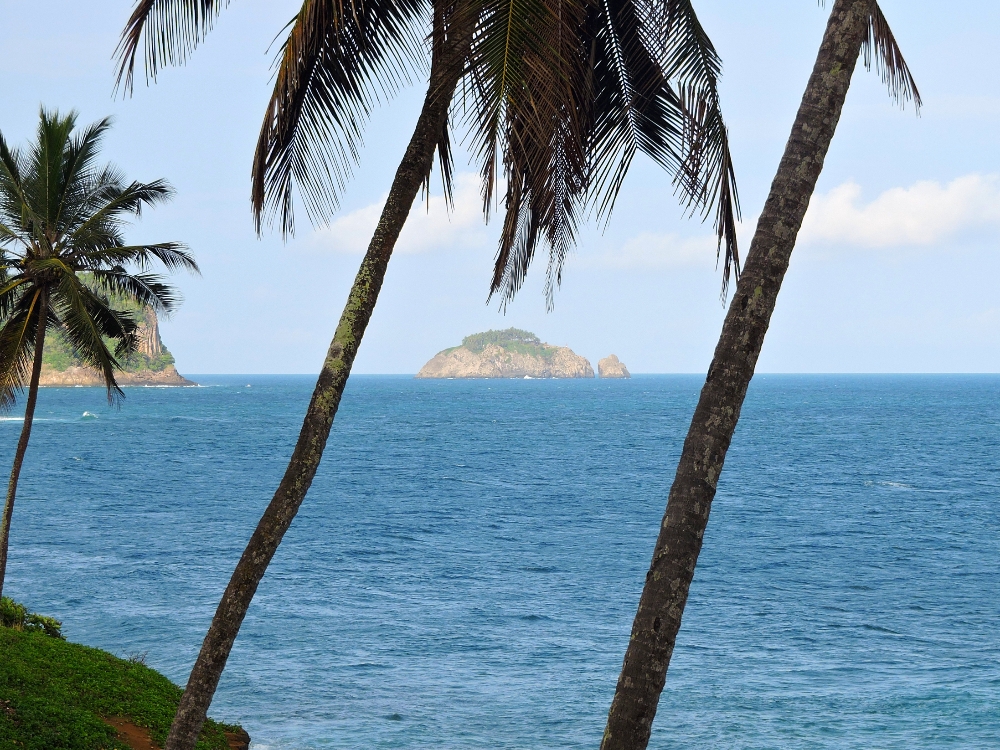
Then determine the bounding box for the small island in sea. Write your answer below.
[598,354,631,379]
[416,328,594,379]
[39,304,194,387]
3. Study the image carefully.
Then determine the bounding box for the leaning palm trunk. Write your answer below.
[163,23,473,750]
[601,1,885,748]
[0,291,48,601]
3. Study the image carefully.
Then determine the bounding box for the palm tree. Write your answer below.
[0,108,198,602]
[599,2,920,748]
[115,0,740,746]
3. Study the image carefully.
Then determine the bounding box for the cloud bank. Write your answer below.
[310,173,999,271]
[800,174,1000,247]
[310,173,490,254]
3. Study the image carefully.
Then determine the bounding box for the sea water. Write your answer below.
[1,375,998,749]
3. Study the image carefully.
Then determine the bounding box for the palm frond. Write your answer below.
[116,0,230,94]
[0,136,35,245]
[587,0,688,218]
[54,115,116,231]
[91,269,182,314]
[73,244,197,280]
[25,109,78,233]
[65,178,175,244]
[647,0,740,296]
[478,0,740,306]
[0,288,43,412]
[863,3,921,111]
[466,0,551,215]
[51,275,137,405]
[251,0,430,236]
[471,0,591,307]
[652,0,720,91]
[675,83,740,297]
[0,275,30,320]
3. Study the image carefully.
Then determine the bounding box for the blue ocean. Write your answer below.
[2,375,998,749]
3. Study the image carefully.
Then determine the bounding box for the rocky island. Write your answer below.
[598,354,631,378]
[39,305,194,387]
[416,329,594,379]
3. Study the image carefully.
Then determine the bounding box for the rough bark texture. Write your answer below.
[0,290,48,602]
[600,2,874,749]
[162,20,473,750]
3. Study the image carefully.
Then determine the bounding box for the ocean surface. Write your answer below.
[2,375,998,749]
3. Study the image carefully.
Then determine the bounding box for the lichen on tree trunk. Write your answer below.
[600,2,876,749]
[161,13,474,750]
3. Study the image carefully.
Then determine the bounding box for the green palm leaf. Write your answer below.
[0,289,42,410]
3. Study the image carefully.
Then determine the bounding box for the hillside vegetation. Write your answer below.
[42,325,176,374]
[0,598,242,750]
[41,282,176,374]
[459,328,558,360]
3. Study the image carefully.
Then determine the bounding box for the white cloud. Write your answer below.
[799,174,1000,247]
[309,172,491,254]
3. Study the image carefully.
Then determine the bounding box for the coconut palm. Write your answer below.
[115,0,739,746]
[599,2,920,748]
[0,108,198,602]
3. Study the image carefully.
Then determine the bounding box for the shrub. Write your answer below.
[0,597,64,639]
[462,328,541,352]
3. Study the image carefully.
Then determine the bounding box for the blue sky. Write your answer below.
[2,0,998,373]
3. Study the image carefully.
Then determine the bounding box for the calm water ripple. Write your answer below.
[2,375,998,749]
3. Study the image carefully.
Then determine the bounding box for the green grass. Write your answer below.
[0,616,241,750]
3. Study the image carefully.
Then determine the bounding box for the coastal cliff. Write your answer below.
[39,306,195,387]
[416,329,594,379]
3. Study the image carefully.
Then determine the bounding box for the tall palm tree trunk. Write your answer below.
[0,289,48,602]
[163,20,473,750]
[600,2,873,748]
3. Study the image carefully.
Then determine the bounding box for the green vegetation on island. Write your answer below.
[458,328,558,360]
[38,276,177,374]
[0,598,243,750]
[41,309,176,375]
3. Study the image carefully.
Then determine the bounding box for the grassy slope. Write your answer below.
[0,628,239,750]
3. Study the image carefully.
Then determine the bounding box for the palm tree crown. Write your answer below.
[0,108,198,407]
[117,0,740,305]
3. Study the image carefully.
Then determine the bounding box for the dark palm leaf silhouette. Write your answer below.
[117,0,741,303]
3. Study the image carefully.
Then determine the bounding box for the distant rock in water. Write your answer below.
[416,328,594,379]
[39,306,195,387]
[598,354,630,379]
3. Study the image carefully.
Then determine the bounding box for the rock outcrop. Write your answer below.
[39,364,194,387]
[416,328,594,379]
[38,306,195,387]
[598,354,630,379]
